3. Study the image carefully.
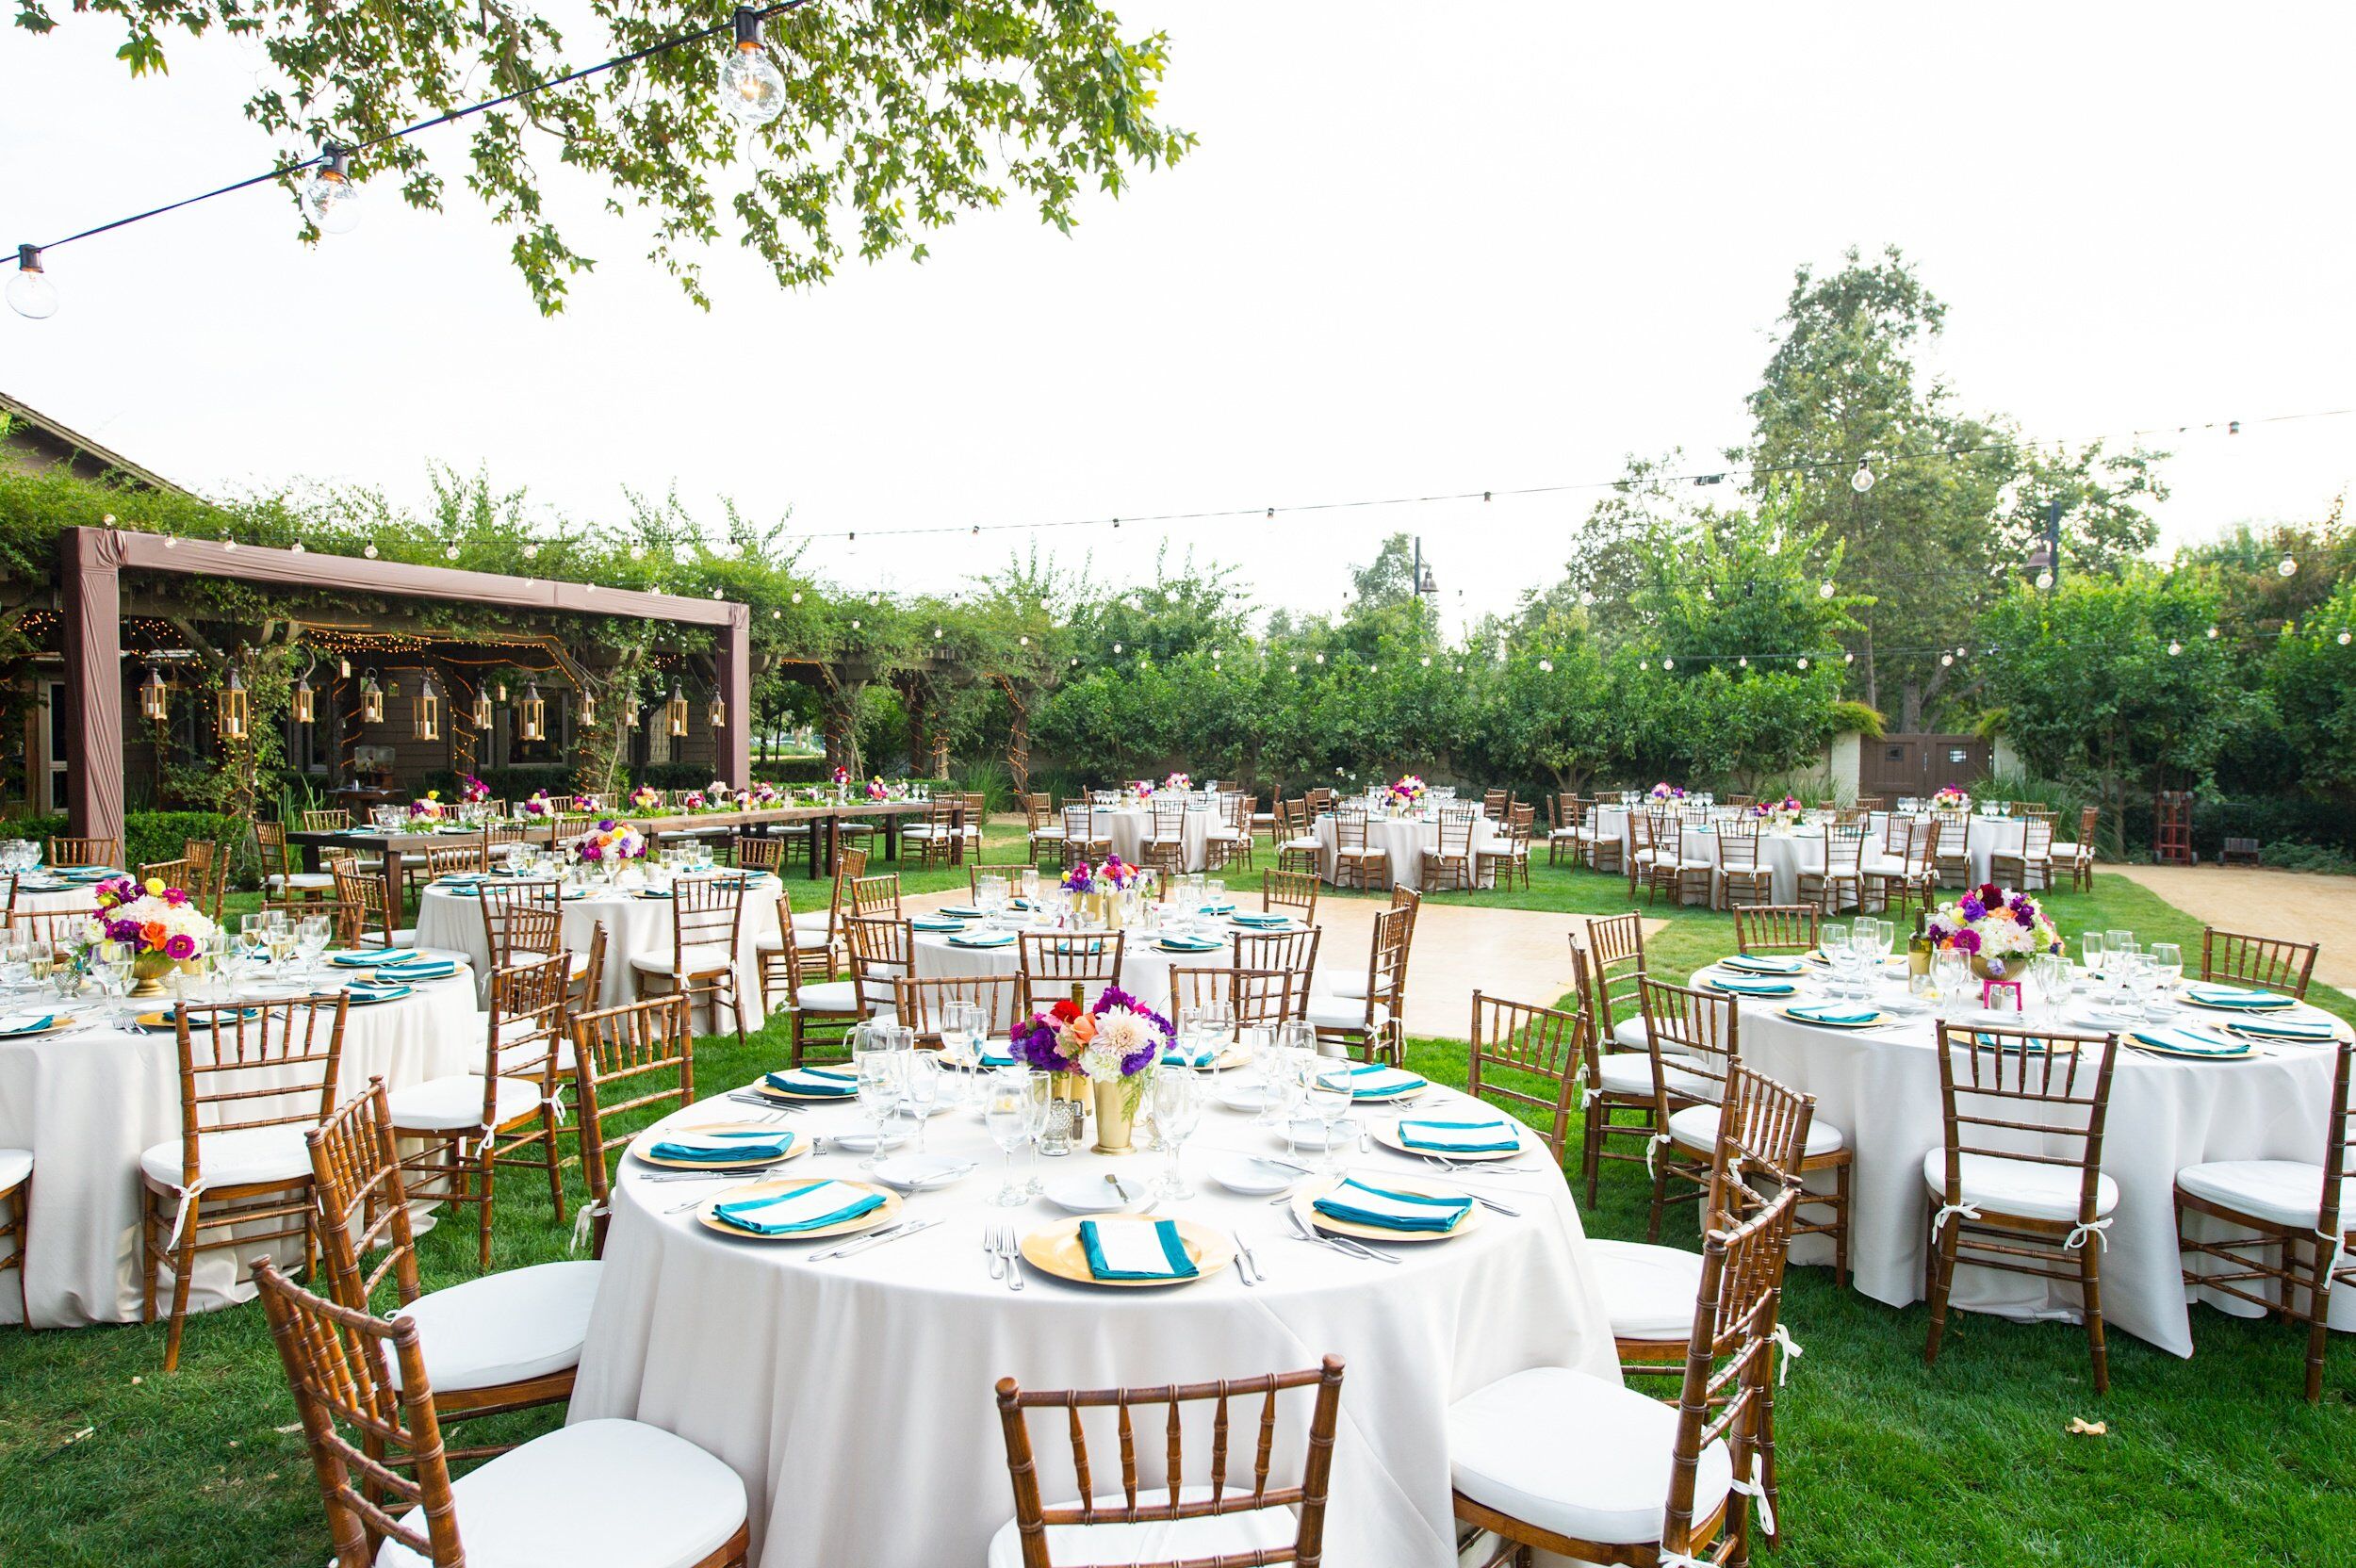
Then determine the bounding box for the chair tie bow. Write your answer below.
[161,1176,210,1250]
[1930,1200,1980,1236]
[2064,1217,2112,1252]
[570,1198,609,1255]
[1729,1473,1776,1539]
[1770,1321,1805,1386]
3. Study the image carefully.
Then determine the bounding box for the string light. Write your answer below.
[2035,570,2053,590]
[719,6,788,124]
[300,146,363,235]
[1818,580,1835,599]
[1796,657,1808,669]
[1850,461,1875,493]
[2167,640,2183,656]
[6,245,57,318]
[2279,553,2299,577]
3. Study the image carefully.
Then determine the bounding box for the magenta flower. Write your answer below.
[163,933,198,961]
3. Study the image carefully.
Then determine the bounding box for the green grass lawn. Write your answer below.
[4,825,2351,1566]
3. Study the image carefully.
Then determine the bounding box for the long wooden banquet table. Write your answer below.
[284,798,966,891]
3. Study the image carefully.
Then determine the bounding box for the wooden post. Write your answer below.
[719,603,752,788]
[58,527,124,846]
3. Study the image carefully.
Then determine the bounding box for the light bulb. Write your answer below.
[1940,653,1954,667]
[1537,660,1553,673]
[1818,580,1835,599]
[1661,656,1674,670]
[1850,461,1876,493]
[2035,570,2053,590]
[1577,591,1595,607]
[363,543,379,558]
[719,33,788,125]
[791,591,803,604]
[629,544,646,561]
[1738,656,1748,667]
[1314,653,1325,664]
[290,540,304,553]
[850,618,860,630]
[1018,634,1028,645]
[522,541,539,559]
[1113,643,1123,655]
[1639,660,1650,671]
[2338,630,2352,646]
[8,244,58,318]
[2168,640,2183,656]
[301,148,363,236]
[1843,651,1855,664]
[1797,657,1809,669]
[2206,626,2219,639]
[444,544,460,560]
[1419,655,1431,667]
[2278,554,2298,577]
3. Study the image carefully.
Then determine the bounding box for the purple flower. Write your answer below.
[163,933,197,961]
[580,842,602,861]
[2015,906,2035,928]
[1955,929,1982,955]
[1957,894,1986,923]
[106,916,140,943]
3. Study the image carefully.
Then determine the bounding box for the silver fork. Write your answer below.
[1231,1227,1262,1285]
[998,1224,1024,1291]
[984,1224,1003,1281]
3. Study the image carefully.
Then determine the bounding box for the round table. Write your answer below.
[910,914,1314,1021]
[414,874,785,1030]
[1644,824,1825,906]
[0,968,479,1327]
[1685,958,2351,1353]
[1086,805,1216,873]
[572,1076,1616,1567]
[1309,812,1503,890]
[0,874,113,917]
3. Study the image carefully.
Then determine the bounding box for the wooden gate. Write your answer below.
[1861,733,1992,801]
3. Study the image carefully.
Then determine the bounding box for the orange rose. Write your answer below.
[1065,1013,1097,1046]
[140,921,169,951]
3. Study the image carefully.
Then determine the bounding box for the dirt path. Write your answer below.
[2111,864,2356,990]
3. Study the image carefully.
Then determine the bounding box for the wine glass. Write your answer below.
[2148,941,2184,1001]
[854,1051,901,1169]
[0,939,27,991]
[1147,1063,1202,1198]
[1304,1060,1353,1174]
[1176,1007,1205,1069]
[2078,932,2107,990]
[902,1052,941,1154]
[1020,1070,1053,1194]
[981,1070,1034,1207]
[295,915,332,979]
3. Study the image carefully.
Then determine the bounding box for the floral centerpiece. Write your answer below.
[1061,855,1138,896]
[1750,793,1805,825]
[866,776,891,801]
[86,874,221,994]
[831,764,851,789]
[408,792,447,823]
[520,791,554,820]
[1648,782,1687,802]
[1923,883,2062,978]
[1389,774,1428,809]
[1931,786,1972,812]
[678,790,709,811]
[572,818,648,876]
[458,775,491,805]
[629,783,664,812]
[1126,780,1154,804]
[1010,986,1173,1153]
[747,780,783,807]
[1163,771,1192,792]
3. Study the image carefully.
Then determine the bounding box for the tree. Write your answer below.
[21,1,1192,313]
[2265,577,2356,794]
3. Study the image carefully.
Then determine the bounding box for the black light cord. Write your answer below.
[26,0,817,256]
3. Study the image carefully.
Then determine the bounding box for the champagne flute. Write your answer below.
[2148,941,2184,1004]
[2078,932,2106,992]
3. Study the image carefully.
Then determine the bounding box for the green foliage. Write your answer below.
[1,810,234,873]
[2265,577,2356,792]
[16,2,1192,314]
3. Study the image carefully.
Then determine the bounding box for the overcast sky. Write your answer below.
[6,2,2352,640]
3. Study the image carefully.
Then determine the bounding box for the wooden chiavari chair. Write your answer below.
[1419,807,1479,892]
[1990,813,2056,890]
[1465,991,1586,1164]
[1474,803,1534,891]
[1734,904,1820,956]
[1931,809,1972,888]
[1481,787,1509,820]
[478,880,563,968]
[2200,926,2319,999]
[844,913,916,1021]
[1023,793,1068,867]
[628,874,749,1047]
[1168,965,1298,1030]
[254,1255,749,1568]
[0,1144,28,1328]
[2058,806,2100,890]
[1302,787,1334,816]
[1203,792,1254,873]
[1712,820,1774,910]
[1015,930,1126,1015]
[1060,803,1113,864]
[991,1356,1347,1568]
[385,952,571,1269]
[1579,798,1625,874]
[1325,808,1387,891]
[1860,816,1935,918]
[181,838,228,921]
[891,973,1021,1046]
[1275,799,1323,878]
[732,834,786,876]
[333,857,414,949]
[568,993,697,1255]
[1799,820,1866,914]
[852,872,904,920]
[45,834,120,868]
[483,817,531,849]
[1234,927,1320,1020]
[1925,1020,2120,1392]
[772,903,860,1065]
[1448,1189,1795,1568]
[260,897,363,946]
[1546,792,1582,867]
[2176,1037,2356,1401]
[1308,905,1408,1064]
[4,904,98,950]
[140,994,349,1370]
[1261,868,1319,925]
[900,796,961,871]
[967,861,1038,903]
[259,818,338,901]
[306,1079,594,1452]
[781,844,864,967]
[1320,885,1417,1013]
[137,855,194,891]
[300,808,353,833]
[421,839,488,880]
[1853,794,1885,814]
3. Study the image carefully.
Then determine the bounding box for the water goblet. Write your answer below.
[903,1052,942,1154]
[2148,941,2183,997]
[854,1050,901,1169]
[1304,1059,1353,1174]
[981,1070,1034,1207]
[1021,1070,1053,1193]
[1146,1062,1203,1199]
[2077,932,2107,990]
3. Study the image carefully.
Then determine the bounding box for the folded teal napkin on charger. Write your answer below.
[2130,1026,2251,1058]
[765,1066,858,1097]
[1398,1118,1521,1153]
[649,1129,795,1163]
[1787,1004,1882,1026]
[0,1014,57,1036]
[948,930,1016,949]
[1312,1177,1473,1233]
[712,1179,883,1235]
[1722,954,1806,976]
[2221,1016,2336,1042]
[2184,985,2292,1011]
[1710,974,1799,997]
[341,983,416,1004]
[1079,1217,1200,1281]
[1228,912,1291,928]
[1320,1063,1427,1099]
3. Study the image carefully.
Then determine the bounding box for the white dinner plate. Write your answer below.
[827,1128,910,1153]
[1280,1116,1359,1152]
[871,1153,975,1191]
[1208,1152,1305,1196]
[1216,1081,1280,1112]
[1043,1172,1141,1214]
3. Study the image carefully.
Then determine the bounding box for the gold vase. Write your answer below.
[129,951,182,998]
[1091,1076,1140,1155]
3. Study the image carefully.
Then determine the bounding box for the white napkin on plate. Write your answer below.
[1088,1218,1184,1275]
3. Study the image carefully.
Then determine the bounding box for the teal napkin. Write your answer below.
[765,1066,858,1097]
[1078,1217,1200,1281]
[1229,912,1290,928]
[330,951,392,969]
[636,888,674,899]
[1161,1046,1220,1068]
[1321,1063,1428,1099]
[1788,1004,1882,1026]
[911,917,963,933]
[948,931,1016,949]
[712,1180,885,1235]
[1398,1118,1521,1153]
[57,866,116,881]
[373,957,457,980]
[2131,1026,2252,1059]
[1312,1177,1473,1233]
[935,905,984,920]
[973,1043,1016,1068]
[1710,974,1799,997]
[0,1013,57,1036]
[437,884,484,897]
[1158,937,1221,953]
[2185,985,2293,1011]
[649,1129,795,1163]
[1197,901,1235,916]
[1722,954,1806,976]
[342,983,415,1004]
[2222,1016,2336,1042]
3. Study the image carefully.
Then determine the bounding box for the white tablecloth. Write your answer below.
[414,876,784,1030]
[0,972,480,1326]
[1868,813,2028,888]
[1685,961,2350,1354]
[1087,806,1214,873]
[1645,825,1824,906]
[573,1077,1615,1567]
[910,917,1315,1021]
[1,876,111,917]
[1309,813,1503,890]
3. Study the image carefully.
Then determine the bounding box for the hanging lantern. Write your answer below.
[708,688,727,728]
[519,680,548,742]
[625,690,642,729]
[219,667,252,741]
[415,674,442,741]
[471,685,492,728]
[139,663,170,723]
[360,673,385,724]
[497,681,509,701]
[667,682,689,737]
[579,686,598,727]
[292,670,316,725]
[338,657,352,679]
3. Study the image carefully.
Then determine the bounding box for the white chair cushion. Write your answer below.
[791,908,832,931]
[139,1125,310,1189]
[375,1417,744,1568]
[2051,841,2082,858]
[1589,1238,1704,1341]
[1448,1365,1732,1547]
[1328,976,1368,1000]
[628,943,736,976]
[389,1260,600,1393]
[1921,1148,2118,1223]
[1860,856,1909,876]
[1593,1053,1714,1102]
[1206,827,1242,841]
[1306,997,1387,1032]
[1670,1102,1845,1159]
[1610,1015,1650,1053]
[388,1073,544,1134]
[265,872,336,891]
[795,980,860,1012]
[1030,825,1068,840]
[509,947,591,982]
[356,928,419,948]
[984,1487,1297,1568]
[471,1015,572,1078]
[902,825,943,840]
[1283,837,1323,852]
[2177,1160,2351,1232]
[0,1147,31,1192]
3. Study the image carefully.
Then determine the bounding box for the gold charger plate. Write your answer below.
[1776,1006,1888,1030]
[1371,1116,1524,1163]
[693,1177,899,1242]
[1289,1175,1485,1244]
[630,1121,810,1171]
[1018,1216,1234,1289]
[0,1014,78,1039]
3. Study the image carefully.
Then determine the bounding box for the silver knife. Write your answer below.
[815,1218,937,1261]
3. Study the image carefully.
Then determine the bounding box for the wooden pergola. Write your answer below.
[56,526,752,844]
